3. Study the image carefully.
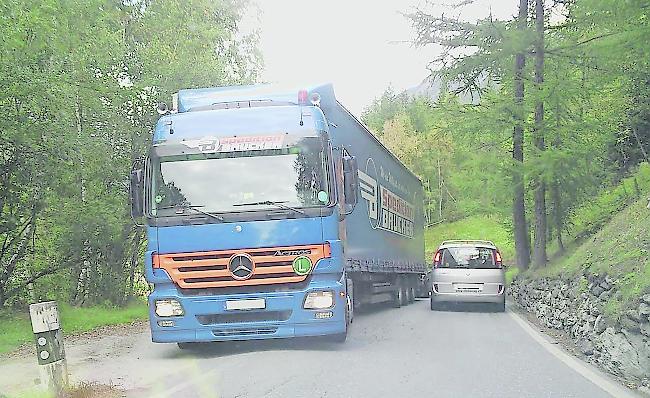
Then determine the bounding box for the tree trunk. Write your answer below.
[551,180,565,253]
[513,0,531,270]
[532,0,547,267]
[438,159,443,220]
[631,125,649,163]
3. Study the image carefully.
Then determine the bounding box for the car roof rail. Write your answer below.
[440,240,496,247]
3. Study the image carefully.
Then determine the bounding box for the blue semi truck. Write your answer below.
[129,84,426,346]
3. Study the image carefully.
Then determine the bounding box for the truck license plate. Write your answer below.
[226,299,266,310]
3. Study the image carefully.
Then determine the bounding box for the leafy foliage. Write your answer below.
[364,0,650,271]
[0,0,259,307]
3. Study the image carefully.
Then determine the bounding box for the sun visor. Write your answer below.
[151,132,323,158]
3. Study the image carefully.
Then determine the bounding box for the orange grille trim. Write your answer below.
[153,244,329,289]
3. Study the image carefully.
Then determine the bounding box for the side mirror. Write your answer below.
[130,168,144,219]
[342,155,359,210]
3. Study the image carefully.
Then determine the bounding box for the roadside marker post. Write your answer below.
[29,301,68,395]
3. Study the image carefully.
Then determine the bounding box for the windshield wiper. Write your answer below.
[156,204,224,222]
[232,200,307,216]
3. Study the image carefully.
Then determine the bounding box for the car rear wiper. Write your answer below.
[232,200,307,216]
[156,204,224,222]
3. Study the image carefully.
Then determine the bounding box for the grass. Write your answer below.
[9,382,124,398]
[425,215,515,264]
[0,301,148,355]
[505,266,520,285]
[530,198,650,312]
[570,162,650,240]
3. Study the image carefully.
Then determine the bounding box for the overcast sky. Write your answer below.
[243,0,518,116]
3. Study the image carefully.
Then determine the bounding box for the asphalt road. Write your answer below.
[1,299,641,398]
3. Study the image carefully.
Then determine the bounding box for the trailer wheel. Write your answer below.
[394,278,408,307]
[392,282,403,308]
[407,282,415,304]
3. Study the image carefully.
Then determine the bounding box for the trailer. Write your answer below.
[129,83,426,346]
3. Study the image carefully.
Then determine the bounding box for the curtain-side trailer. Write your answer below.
[129,83,426,347]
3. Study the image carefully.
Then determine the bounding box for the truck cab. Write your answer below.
[131,85,355,345]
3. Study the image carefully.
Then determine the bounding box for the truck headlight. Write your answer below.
[154,299,184,317]
[304,291,334,309]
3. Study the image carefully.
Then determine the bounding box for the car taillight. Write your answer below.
[494,250,503,268]
[433,250,442,267]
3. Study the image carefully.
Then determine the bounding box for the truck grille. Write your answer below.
[154,244,329,289]
[197,311,292,325]
[212,327,278,337]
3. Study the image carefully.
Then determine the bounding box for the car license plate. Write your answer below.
[226,298,266,310]
[454,283,483,292]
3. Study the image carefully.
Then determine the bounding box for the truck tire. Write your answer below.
[494,300,506,313]
[177,342,199,350]
[346,278,354,324]
[430,298,438,311]
[392,283,403,308]
[347,293,354,324]
[400,280,409,306]
[407,282,415,304]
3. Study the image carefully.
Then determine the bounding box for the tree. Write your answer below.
[513,0,532,269]
[0,0,260,307]
[532,0,547,267]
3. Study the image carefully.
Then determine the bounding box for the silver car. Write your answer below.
[430,240,506,312]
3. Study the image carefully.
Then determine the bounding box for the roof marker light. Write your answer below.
[298,89,308,104]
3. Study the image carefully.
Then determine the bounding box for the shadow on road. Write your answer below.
[431,302,506,313]
[162,300,427,359]
[167,336,344,359]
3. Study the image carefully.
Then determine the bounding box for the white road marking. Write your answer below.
[507,308,640,398]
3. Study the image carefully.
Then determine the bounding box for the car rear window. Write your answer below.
[440,247,499,269]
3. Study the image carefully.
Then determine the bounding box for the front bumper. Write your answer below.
[148,276,346,343]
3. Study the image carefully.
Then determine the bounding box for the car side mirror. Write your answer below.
[130,168,144,219]
[342,155,359,211]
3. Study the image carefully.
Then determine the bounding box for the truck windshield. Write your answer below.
[150,136,331,216]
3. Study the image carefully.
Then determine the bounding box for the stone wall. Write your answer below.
[510,273,650,393]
